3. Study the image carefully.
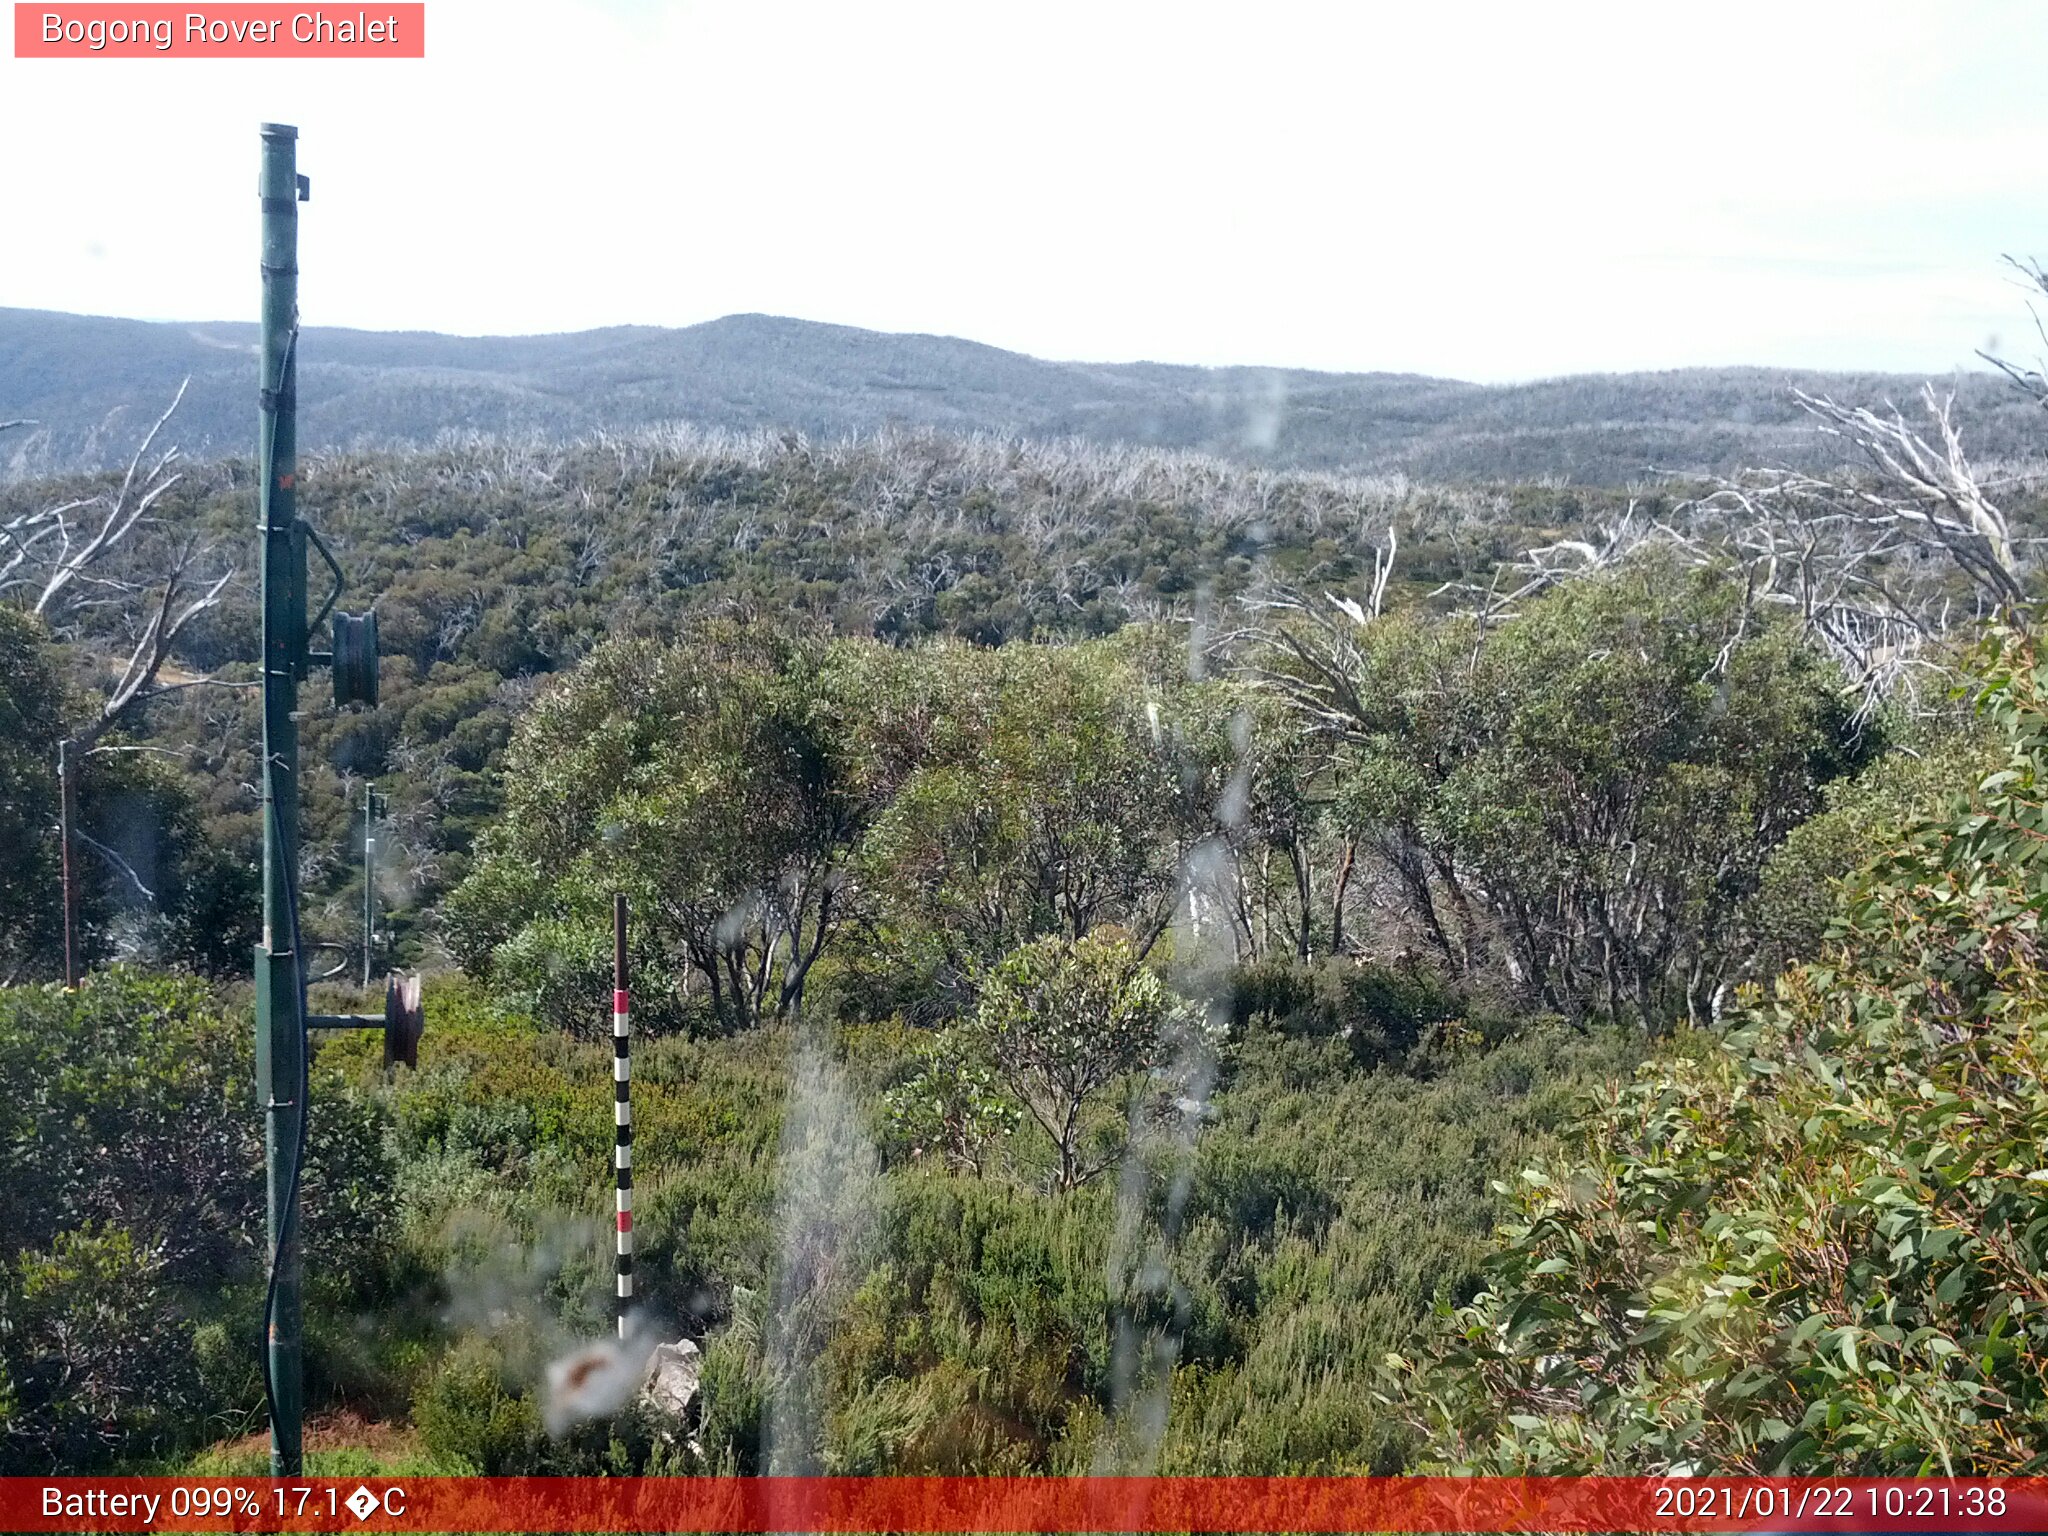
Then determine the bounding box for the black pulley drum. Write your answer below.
[383,972,424,1070]
[333,610,379,707]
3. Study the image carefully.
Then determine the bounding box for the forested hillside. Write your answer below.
[5,306,2038,485]
[0,426,1695,981]
[3,364,2046,1476]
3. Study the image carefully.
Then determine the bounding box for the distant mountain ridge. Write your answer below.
[2,306,2036,485]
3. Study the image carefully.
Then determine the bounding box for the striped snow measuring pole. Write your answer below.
[612,893,633,1338]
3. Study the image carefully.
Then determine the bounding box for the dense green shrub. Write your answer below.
[1749,717,1997,975]
[822,1175,1118,1472]
[883,1031,1019,1176]
[1228,954,1474,1067]
[1275,560,1876,1027]
[444,623,862,1037]
[0,971,397,1472]
[0,608,67,983]
[1398,626,2048,1473]
[4,1225,212,1470]
[0,610,249,983]
[410,1328,672,1475]
[411,1335,548,1474]
[674,1003,1634,1476]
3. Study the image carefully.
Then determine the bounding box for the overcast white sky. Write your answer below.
[3,0,2044,382]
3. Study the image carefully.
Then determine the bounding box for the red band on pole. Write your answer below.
[613,989,630,1013]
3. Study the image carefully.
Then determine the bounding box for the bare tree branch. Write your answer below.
[72,828,157,903]
[5,382,238,748]
[1975,255,2048,410]
[32,379,191,618]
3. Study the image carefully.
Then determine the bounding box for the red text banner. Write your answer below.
[5,1476,2048,1533]
[14,5,424,57]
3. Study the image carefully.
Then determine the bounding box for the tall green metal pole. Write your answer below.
[256,120,308,1479]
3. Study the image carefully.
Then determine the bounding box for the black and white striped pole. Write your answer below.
[612,892,633,1338]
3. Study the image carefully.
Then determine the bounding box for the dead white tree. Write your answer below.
[1385,372,2036,724]
[1977,255,2048,411]
[0,381,239,982]
[1789,385,2023,605]
[1238,520,1403,736]
[1681,381,2037,719]
[1415,499,1728,670]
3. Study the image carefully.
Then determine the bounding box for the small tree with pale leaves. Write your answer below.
[964,927,1197,1192]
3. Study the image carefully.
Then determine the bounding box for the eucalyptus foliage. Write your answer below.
[964,928,1204,1191]
[0,971,396,1472]
[444,621,864,1034]
[1279,560,1873,1026]
[1397,625,2048,1474]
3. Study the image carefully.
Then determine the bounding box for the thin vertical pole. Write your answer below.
[362,781,376,988]
[57,738,77,988]
[613,892,633,1339]
[256,120,307,1479]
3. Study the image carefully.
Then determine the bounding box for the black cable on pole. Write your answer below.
[258,324,307,1441]
[259,791,309,1442]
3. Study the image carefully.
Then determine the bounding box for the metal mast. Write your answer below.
[250,120,417,1482]
[255,119,309,1478]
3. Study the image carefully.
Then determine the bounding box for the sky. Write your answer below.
[3,0,2046,382]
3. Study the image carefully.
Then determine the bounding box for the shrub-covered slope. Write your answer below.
[1400,627,2048,1474]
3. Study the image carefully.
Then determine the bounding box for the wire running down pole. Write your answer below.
[613,893,633,1338]
[362,781,377,988]
[254,120,309,1479]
